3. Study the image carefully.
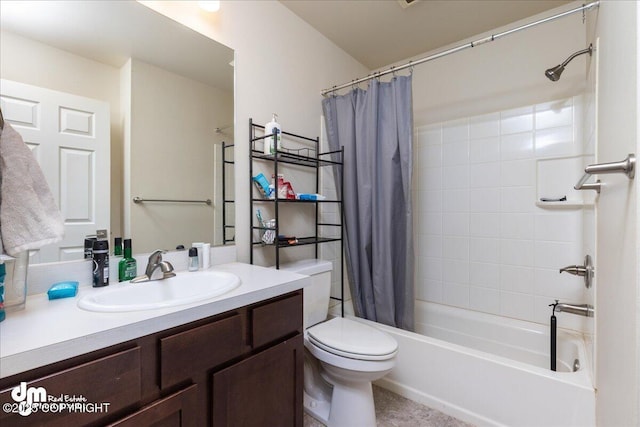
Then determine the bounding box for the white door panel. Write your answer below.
[0,79,110,263]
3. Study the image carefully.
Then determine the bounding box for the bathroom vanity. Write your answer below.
[0,263,308,426]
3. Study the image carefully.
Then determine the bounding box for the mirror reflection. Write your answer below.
[0,1,235,263]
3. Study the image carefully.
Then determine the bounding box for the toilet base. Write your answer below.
[304,390,331,425]
[303,379,377,427]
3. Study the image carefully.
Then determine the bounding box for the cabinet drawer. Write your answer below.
[0,346,141,427]
[250,291,302,348]
[160,313,243,389]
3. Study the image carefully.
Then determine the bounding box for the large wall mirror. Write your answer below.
[0,1,235,264]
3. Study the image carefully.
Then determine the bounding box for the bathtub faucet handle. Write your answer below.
[558,255,594,289]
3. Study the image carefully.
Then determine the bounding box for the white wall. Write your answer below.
[590,1,639,425]
[139,1,369,264]
[127,58,233,252]
[404,2,588,127]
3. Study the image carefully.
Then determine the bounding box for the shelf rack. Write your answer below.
[249,118,344,315]
[222,141,235,245]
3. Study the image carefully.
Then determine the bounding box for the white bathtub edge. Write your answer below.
[355,316,595,427]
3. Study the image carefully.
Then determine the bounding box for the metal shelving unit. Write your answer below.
[222,141,235,245]
[249,118,344,314]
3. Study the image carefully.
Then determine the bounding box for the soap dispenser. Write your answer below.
[264,113,281,155]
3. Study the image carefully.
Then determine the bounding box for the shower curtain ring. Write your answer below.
[391,66,397,79]
[408,60,414,74]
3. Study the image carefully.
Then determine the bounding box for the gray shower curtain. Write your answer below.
[322,75,414,331]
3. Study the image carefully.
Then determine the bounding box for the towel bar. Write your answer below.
[574,154,635,193]
[133,196,212,205]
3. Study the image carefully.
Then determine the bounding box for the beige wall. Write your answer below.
[397,2,588,126]
[0,30,124,241]
[139,1,369,263]
[590,1,639,425]
[127,58,233,252]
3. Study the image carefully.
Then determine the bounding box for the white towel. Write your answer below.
[0,122,64,256]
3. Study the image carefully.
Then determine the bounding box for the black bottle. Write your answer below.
[92,240,110,287]
[84,237,97,259]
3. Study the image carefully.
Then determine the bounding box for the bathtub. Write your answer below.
[355,301,595,427]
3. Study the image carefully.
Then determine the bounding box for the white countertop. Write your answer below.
[0,262,309,378]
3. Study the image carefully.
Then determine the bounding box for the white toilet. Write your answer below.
[280,259,398,427]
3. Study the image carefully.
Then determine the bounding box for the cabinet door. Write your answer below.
[212,335,303,427]
[107,384,197,427]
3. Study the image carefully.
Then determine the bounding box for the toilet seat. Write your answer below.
[307,317,398,361]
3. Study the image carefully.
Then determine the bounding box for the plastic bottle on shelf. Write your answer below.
[264,113,281,155]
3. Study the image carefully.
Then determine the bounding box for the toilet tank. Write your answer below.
[277,259,333,329]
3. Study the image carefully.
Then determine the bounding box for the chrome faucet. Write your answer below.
[131,250,176,283]
[555,302,594,318]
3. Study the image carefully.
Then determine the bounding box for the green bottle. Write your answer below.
[114,237,123,256]
[118,239,137,282]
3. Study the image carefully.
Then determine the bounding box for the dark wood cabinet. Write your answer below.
[212,336,303,427]
[107,384,198,427]
[0,290,303,427]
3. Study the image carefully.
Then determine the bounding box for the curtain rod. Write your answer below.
[321,1,600,96]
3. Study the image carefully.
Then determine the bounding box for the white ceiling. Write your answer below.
[280,0,572,70]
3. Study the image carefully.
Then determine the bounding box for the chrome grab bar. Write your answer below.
[133,196,212,205]
[574,153,636,193]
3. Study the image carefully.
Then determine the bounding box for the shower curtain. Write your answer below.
[322,75,414,330]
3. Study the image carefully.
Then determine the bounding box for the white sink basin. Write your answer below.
[78,270,240,312]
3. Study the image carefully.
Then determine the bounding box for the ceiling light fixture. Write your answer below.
[198,1,220,13]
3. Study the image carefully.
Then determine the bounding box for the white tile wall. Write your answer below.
[319,131,348,310]
[414,96,590,329]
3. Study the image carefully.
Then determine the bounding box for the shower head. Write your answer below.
[545,44,593,82]
[544,65,565,82]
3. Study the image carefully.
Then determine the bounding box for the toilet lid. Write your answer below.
[307,317,398,361]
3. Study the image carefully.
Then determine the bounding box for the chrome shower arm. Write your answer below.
[545,44,593,81]
[560,45,593,68]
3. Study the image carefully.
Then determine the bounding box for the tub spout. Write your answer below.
[555,303,594,317]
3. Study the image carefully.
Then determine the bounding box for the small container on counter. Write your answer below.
[188,247,199,271]
[84,236,97,259]
[118,239,137,282]
[92,240,109,287]
[113,237,123,256]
